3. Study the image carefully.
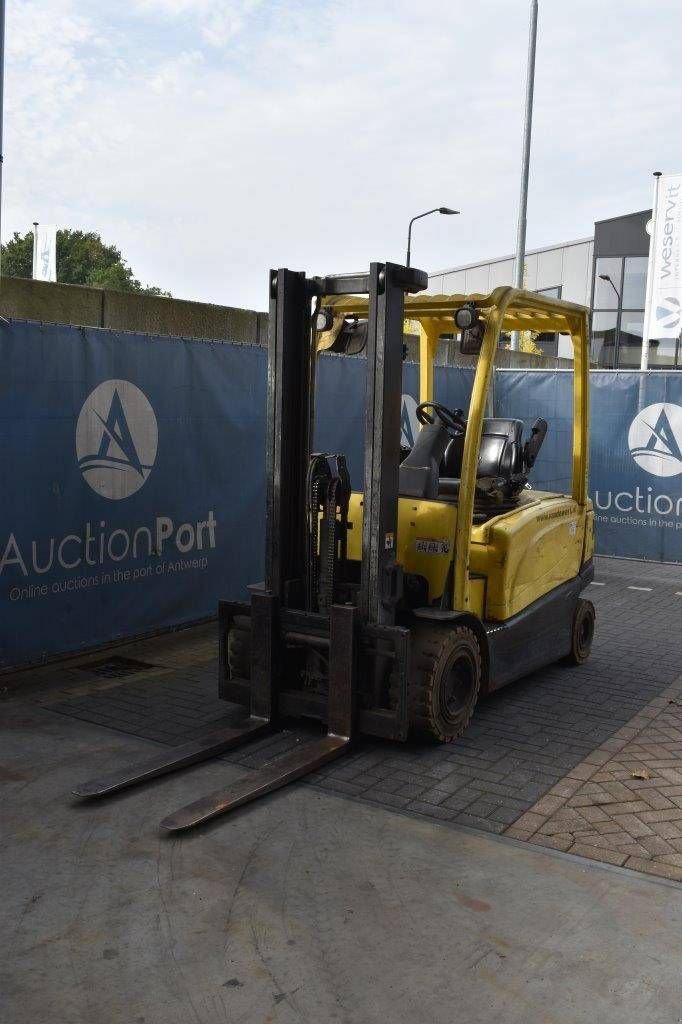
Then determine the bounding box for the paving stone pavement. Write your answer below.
[505,672,682,881]
[7,556,682,870]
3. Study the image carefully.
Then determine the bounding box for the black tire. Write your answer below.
[399,624,482,743]
[227,614,251,679]
[562,599,595,666]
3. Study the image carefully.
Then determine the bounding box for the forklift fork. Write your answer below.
[161,601,356,831]
[73,598,357,830]
[71,718,269,800]
[71,591,278,802]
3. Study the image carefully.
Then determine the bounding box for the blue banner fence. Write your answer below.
[2,320,680,667]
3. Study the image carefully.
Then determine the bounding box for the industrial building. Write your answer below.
[429,210,679,369]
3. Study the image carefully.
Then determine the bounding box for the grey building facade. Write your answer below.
[428,209,679,369]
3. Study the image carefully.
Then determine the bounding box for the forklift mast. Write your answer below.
[265,263,427,625]
[73,261,428,831]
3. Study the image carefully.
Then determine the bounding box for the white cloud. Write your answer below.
[133,0,264,48]
[149,50,204,94]
[3,0,682,310]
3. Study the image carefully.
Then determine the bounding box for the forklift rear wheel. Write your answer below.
[227,615,251,679]
[562,599,595,666]
[407,624,482,743]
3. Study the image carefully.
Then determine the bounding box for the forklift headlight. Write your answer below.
[454,305,477,331]
[315,308,334,333]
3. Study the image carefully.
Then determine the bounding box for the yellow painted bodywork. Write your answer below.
[322,287,591,620]
[346,489,592,623]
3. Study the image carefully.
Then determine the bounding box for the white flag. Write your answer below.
[33,224,57,282]
[644,174,682,341]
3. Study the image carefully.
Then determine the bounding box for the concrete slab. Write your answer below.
[2,699,682,1024]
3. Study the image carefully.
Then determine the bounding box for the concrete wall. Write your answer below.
[0,276,268,345]
[0,275,569,369]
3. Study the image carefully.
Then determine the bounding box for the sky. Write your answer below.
[4,0,682,311]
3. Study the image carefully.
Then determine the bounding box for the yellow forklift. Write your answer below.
[74,263,595,831]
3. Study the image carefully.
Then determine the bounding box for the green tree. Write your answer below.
[1,229,171,296]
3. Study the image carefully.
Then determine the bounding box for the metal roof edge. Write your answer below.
[593,209,651,227]
[430,236,594,277]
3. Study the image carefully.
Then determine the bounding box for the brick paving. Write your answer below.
[505,674,682,881]
[6,556,682,878]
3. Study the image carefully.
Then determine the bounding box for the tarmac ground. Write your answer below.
[2,554,682,1022]
[3,698,682,1024]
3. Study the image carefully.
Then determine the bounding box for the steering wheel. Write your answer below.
[416,401,467,434]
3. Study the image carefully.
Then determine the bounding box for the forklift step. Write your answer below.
[72,716,270,799]
[159,733,349,832]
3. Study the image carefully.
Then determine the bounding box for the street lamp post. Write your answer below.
[406,207,459,268]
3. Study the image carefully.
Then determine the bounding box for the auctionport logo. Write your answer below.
[628,403,682,478]
[75,380,158,499]
[1,377,219,598]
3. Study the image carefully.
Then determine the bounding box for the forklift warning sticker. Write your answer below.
[415,538,450,555]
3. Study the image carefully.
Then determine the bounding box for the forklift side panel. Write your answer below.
[470,493,592,621]
[484,563,593,693]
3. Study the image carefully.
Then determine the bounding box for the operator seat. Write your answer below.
[439,417,547,500]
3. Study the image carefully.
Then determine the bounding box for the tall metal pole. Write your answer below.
[32,221,38,277]
[0,0,6,280]
[510,0,539,351]
[641,171,663,372]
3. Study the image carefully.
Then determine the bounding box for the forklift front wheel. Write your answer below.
[562,599,595,666]
[409,625,482,743]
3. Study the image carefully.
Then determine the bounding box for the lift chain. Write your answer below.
[305,454,351,614]
[306,454,330,612]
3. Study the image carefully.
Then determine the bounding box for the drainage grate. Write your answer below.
[77,656,156,679]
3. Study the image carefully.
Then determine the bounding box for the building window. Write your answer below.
[649,336,680,369]
[593,259,622,310]
[591,311,617,368]
[592,257,634,366]
[622,256,648,310]
[534,286,562,357]
[618,313,644,369]
[591,254,681,369]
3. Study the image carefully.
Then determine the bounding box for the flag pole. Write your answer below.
[641,171,663,372]
[0,0,6,280]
